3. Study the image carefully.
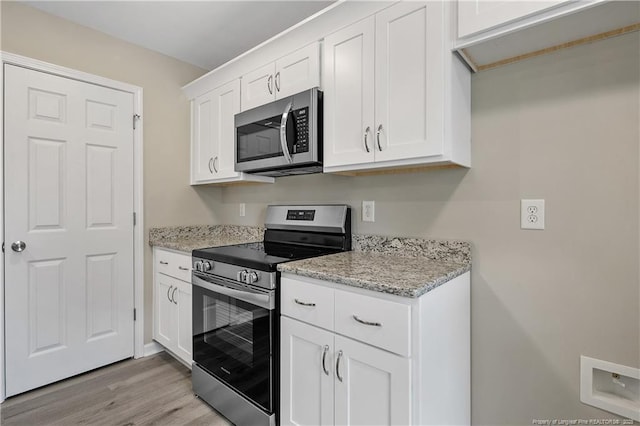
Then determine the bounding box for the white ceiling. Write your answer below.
[24,1,335,70]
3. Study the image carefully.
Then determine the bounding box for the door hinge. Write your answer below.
[133,212,137,226]
[133,114,141,130]
[134,308,137,321]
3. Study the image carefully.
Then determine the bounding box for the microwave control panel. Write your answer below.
[292,107,309,154]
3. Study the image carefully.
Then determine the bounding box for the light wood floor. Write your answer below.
[0,352,232,426]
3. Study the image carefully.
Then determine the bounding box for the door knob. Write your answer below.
[11,241,26,252]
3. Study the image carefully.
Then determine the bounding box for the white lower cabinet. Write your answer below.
[280,272,471,425]
[153,248,192,366]
[282,317,410,426]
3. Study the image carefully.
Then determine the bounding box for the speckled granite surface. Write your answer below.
[279,235,471,298]
[150,226,471,297]
[149,225,264,252]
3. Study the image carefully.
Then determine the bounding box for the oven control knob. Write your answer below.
[248,271,259,284]
[202,261,212,272]
[238,270,248,283]
[194,260,203,272]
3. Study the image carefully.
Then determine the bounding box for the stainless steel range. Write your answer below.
[191,205,351,426]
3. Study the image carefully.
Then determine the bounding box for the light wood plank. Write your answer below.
[0,352,231,426]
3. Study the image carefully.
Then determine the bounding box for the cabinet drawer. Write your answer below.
[281,278,334,331]
[335,290,410,357]
[155,249,192,282]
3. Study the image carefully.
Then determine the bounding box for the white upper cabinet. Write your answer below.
[323,17,375,168]
[190,79,273,185]
[323,1,470,173]
[241,42,320,111]
[457,0,568,39]
[240,63,275,113]
[455,1,640,71]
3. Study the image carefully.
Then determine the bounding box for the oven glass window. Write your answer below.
[202,294,266,367]
[193,283,273,412]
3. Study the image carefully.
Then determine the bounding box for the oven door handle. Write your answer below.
[192,274,275,311]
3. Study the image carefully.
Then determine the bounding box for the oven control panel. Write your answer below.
[192,257,276,290]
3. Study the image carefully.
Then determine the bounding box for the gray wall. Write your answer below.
[218,33,640,424]
[2,2,639,423]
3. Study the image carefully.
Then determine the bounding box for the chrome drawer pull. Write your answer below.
[376,124,383,151]
[336,350,343,382]
[167,285,173,302]
[363,126,371,153]
[178,266,189,271]
[294,298,316,307]
[159,261,169,265]
[353,315,382,327]
[322,345,329,376]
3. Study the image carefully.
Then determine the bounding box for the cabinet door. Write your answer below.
[154,273,176,349]
[375,2,442,163]
[241,62,276,111]
[173,279,192,364]
[322,17,375,168]
[457,0,568,38]
[191,90,216,182]
[334,335,410,426]
[281,317,334,426]
[275,43,320,100]
[211,79,241,179]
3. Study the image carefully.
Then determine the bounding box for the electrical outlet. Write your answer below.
[362,201,375,222]
[521,199,545,230]
[239,203,246,217]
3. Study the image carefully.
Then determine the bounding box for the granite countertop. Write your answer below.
[149,225,471,298]
[149,225,264,252]
[278,235,471,298]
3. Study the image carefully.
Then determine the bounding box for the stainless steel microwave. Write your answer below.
[234,87,322,177]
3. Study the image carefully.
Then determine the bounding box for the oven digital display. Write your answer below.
[286,209,315,221]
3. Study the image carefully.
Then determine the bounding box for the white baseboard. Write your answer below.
[143,341,165,357]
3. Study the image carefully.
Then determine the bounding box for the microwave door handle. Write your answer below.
[280,101,294,164]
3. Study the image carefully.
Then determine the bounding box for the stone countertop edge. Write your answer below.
[279,234,472,298]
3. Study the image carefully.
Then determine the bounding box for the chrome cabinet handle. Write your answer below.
[336,350,343,382]
[275,72,281,92]
[294,298,316,307]
[213,156,218,173]
[159,261,169,265]
[376,124,383,151]
[279,101,294,164]
[363,127,371,153]
[267,75,273,94]
[11,241,26,252]
[167,285,173,303]
[178,266,189,271]
[208,157,214,174]
[171,287,178,305]
[322,345,330,376]
[353,315,382,327]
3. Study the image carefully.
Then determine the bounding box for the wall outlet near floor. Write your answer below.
[521,199,544,230]
[239,203,246,217]
[362,200,375,222]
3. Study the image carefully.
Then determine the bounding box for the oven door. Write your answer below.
[192,272,275,413]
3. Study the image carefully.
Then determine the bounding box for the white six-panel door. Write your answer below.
[4,64,135,397]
